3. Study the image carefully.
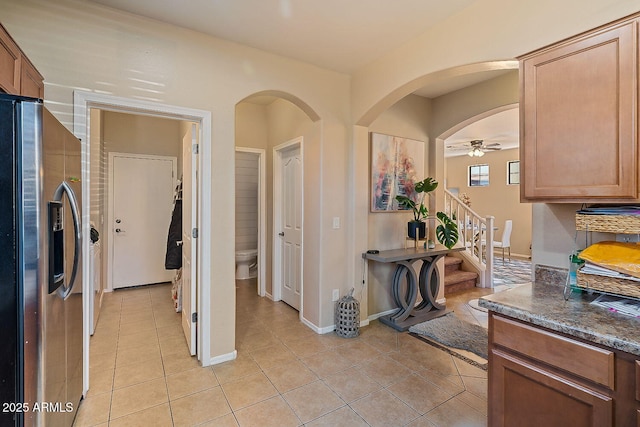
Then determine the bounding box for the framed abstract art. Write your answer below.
[370,132,425,212]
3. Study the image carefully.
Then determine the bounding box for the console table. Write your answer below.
[363,245,464,331]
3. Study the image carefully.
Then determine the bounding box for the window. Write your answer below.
[469,164,489,187]
[508,160,520,185]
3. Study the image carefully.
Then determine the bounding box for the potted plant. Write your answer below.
[395,177,437,240]
[395,177,459,249]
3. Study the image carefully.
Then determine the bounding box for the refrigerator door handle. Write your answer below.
[53,181,81,300]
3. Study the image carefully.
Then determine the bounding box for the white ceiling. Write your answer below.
[87,0,476,74]
[445,108,519,157]
[86,0,518,142]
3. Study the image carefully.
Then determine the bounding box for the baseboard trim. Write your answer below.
[209,350,237,366]
[368,308,397,322]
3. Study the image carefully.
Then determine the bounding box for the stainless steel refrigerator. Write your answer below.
[0,93,83,426]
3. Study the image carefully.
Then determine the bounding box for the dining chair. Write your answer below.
[493,220,512,263]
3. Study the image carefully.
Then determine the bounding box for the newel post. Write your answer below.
[485,216,495,288]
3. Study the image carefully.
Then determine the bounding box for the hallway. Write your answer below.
[75,281,487,426]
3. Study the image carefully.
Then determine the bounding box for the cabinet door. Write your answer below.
[489,349,613,427]
[20,58,44,99]
[0,24,21,94]
[520,19,638,201]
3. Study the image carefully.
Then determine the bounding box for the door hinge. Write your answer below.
[192,228,198,238]
[193,143,199,155]
[192,312,197,323]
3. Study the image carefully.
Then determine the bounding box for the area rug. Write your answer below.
[467,298,487,313]
[409,312,488,366]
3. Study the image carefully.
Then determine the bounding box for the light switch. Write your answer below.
[332,217,340,229]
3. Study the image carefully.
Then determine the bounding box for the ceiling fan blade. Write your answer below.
[483,143,501,148]
[483,146,502,150]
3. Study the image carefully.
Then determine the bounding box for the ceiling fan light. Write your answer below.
[468,147,485,157]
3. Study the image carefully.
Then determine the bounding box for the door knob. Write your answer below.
[115,228,122,233]
[278,232,284,236]
[115,219,121,224]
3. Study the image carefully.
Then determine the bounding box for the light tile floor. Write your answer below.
[74,280,489,426]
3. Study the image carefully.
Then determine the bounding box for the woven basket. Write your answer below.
[576,270,640,299]
[335,289,360,338]
[575,213,640,234]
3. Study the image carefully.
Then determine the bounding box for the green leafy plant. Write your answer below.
[435,211,459,249]
[395,177,459,248]
[395,177,438,222]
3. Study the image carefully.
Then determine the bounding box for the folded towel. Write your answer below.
[578,241,640,279]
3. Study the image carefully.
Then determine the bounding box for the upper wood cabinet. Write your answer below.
[0,23,44,98]
[0,23,21,94]
[519,15,639,202]
[20,57,44,99]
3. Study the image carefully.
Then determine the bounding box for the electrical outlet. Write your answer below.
[616,233,640,243]
[332,289,339,301]
[332,217,340,229]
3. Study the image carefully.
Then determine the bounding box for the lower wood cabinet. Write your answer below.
[488,312,640,427]
[490,349,613,426]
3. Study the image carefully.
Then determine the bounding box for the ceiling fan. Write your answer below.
[447,139,502,157]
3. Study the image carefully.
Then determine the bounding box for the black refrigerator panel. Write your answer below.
[0,92,20,426]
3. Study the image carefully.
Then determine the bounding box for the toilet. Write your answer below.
[235,249,258,279]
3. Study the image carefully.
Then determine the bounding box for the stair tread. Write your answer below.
[444,256,463,266]
[444,270,478,285]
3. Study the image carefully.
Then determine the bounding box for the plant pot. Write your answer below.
[407,221,426,239]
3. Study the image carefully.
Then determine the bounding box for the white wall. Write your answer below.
[351,0,639,125]
[367,95,431,315]
[349,1,638,276]
[5,0,637,357]
[446,148,532,257]
[1,0,351,360]
[102,111,183,169]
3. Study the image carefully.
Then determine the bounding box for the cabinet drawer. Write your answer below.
[492,315,615,389]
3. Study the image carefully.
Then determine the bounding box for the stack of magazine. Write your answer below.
[577,206,640,215]
[591,293,640,318]
[580,262,640,283]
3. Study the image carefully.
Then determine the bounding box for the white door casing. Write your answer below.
[182,124,198,356]
[75,91,214,397]
[109,153,176,289]
[273,138,303,310]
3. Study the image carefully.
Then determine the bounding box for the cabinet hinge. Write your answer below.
[192,312,197,323]
[193,143,199,155]
[192,228,198,238]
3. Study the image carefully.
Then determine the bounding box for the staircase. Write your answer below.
[444,255,478,295]
[444,189,495,288]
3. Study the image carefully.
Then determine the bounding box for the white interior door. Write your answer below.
[182,124,198,355]
[111,154,176,289]
[279,145,302,310]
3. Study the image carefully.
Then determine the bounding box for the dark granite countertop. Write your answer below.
[478,282,640,356]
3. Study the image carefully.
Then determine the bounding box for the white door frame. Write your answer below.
[235,147,266,297]
[106,152,177,292]
[73,91,213,396]
[272,137,303,315]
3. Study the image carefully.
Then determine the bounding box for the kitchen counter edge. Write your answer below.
[478,282,640,356]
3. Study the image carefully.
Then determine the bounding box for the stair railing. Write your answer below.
[444,189,494,287]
